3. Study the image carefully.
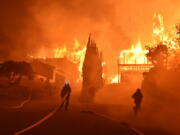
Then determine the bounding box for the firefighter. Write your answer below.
[59,82,71,110]
[132,88,143,115]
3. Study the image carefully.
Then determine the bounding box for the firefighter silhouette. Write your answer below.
[59,82,71,110]
[132,88,143,115]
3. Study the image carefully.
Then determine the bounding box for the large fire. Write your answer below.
[109,41,149,84]
[152,13,179,50]
[29,38,107,83]
[119,41,148,64]
[54,39,86,81]
[29,13,179,84]
[54,40,107,82]
[110,13,180,83]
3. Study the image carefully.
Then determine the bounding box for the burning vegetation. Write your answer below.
[110,13,180,84]
[23,13,180,86]
[1,13,179,89]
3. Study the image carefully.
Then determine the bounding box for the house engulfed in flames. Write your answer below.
[29,38,107,84]
[110,41,153,84]
[29,13,179,85]
[110,13,180,84]
[28,39,86,84]
[116,41,153,83]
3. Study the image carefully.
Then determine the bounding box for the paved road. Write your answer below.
[0,99,170,135]
[10,99,141,135]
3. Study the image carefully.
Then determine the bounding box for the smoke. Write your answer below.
[94,69,180,134]
[0,0,180,73]
[0,1,179,134]
[140,69,180,135]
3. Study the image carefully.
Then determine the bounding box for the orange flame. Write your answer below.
[110,75,120,84]
[152,13,178,49]
[54,39,86,82]
[110,13,180,84]
[110,41,148,84]
[119,41,149,64]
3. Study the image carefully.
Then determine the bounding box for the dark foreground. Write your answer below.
[0,97,171,135]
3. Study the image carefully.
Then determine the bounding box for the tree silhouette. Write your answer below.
[81,35,104,102]
[0,61,33,85]
[146,44,168,69]
[142,44,180,106]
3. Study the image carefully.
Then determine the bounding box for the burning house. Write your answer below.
[117,41,153,83]
[111,13,180,84]
[28,39,87,84]
[30,58,79,85]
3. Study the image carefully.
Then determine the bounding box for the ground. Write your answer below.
[0,95,173,135]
